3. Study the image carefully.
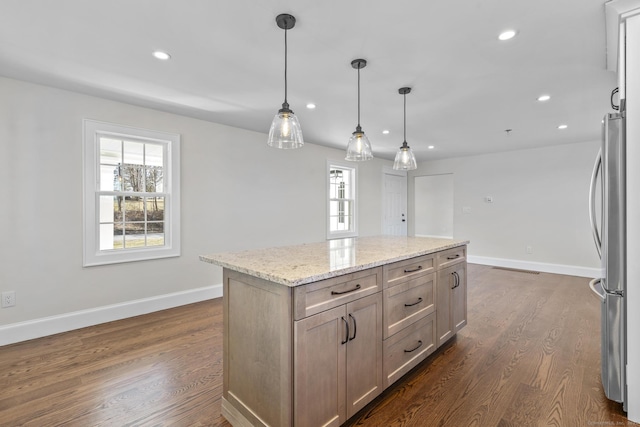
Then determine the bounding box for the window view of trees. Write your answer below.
[99,138,166,250]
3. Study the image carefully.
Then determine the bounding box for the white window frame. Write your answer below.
[327,160,358,239]
[83,119,181,266]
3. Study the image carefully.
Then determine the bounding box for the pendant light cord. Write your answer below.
[357,66,361,128]
[403,92,407,143]
[283,27,288,106]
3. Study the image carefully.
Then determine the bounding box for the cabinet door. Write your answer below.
[452,262,467,333]
[294,305,347,427]
[436,267,454,347]
[345,293,383,418]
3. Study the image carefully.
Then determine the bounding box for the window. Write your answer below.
[327,161,357,239]
[83,120,180,266]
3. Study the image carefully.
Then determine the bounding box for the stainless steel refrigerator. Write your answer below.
[589,110,627,411]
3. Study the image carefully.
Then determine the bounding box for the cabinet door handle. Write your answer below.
[403,266,423,273]
[341,317,349,345]
[404,340,423,353]
[451,271,459,289]
[404,297,423,307]
[331,284,361,295]
[447,254,460,260]
[348,313,357,341]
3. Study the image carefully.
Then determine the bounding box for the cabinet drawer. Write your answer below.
[383,272,435,339]
[293,267,382,320]
[436,246,466,269]
[383,312,436,388]
[383,255,435,288]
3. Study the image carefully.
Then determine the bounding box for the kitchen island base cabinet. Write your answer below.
[202,237,469,427]
[294,293,383,426]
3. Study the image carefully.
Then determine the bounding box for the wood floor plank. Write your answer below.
[0,265,636,426]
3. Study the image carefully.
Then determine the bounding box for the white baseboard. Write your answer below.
[415,234,454,239]
[0,284,223,347]
[468,255,603,278]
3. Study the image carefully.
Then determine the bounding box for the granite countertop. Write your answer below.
[200,235,469,287]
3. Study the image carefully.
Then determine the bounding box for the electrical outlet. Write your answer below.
[526,246,533,254]
[2,291,16,308]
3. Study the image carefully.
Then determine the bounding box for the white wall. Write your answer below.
[414,174,454,238]
[0,75,606,345]
[408,141,601,276]
[0,77,389,341]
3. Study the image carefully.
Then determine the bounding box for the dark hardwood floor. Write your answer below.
[0,264,635,426]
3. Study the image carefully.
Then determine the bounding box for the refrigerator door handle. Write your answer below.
[589,149,602,259]
[589,278,606,302]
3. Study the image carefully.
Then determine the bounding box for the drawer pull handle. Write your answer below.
[404,297,423,307]
[452,271,460,289]
[403,266,423,273]
[404,340,423,353]
[331,284,361,295]
[348,313,357,341]
[341,317,349,345]
[447,254,461,260]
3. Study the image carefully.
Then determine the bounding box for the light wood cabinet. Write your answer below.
[294,293,383,426]
[382,254,435,286]
[383,312,436,387]
[382,255,437,387]
[436,245,466,270]
[293,268,382,320]
[293,305,345,427]
[436,261,467,347]
[382,272,436,339]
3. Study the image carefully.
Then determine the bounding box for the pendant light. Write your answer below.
[267,14,304,149]
[345,59,373,161]
[393,87,417,170]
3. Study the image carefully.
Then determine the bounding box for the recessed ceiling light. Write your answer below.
[382,130,390,134]
[558,124,568,130]
[537,94,551,102]
[152,50,171,60]
[498,30,517,41]
[306,103,316,109]
[428,145,435,150]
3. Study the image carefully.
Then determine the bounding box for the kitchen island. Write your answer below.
[201,235,469,427]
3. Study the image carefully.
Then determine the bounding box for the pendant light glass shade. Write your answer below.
[393,87,417,170]
[267,14,304,149]
[393,142,417,170]
[268,106,304,149]
[346,59,373,161]
[346,127,373,161]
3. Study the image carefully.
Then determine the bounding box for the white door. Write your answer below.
[383,172,407,236]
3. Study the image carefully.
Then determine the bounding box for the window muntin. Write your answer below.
[84,120,180,266]
[328,162,357,239]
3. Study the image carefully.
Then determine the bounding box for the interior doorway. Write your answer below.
[414,174,454,238]
[382,168,407,236]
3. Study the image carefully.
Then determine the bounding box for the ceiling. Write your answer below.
[0,0,618,161]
